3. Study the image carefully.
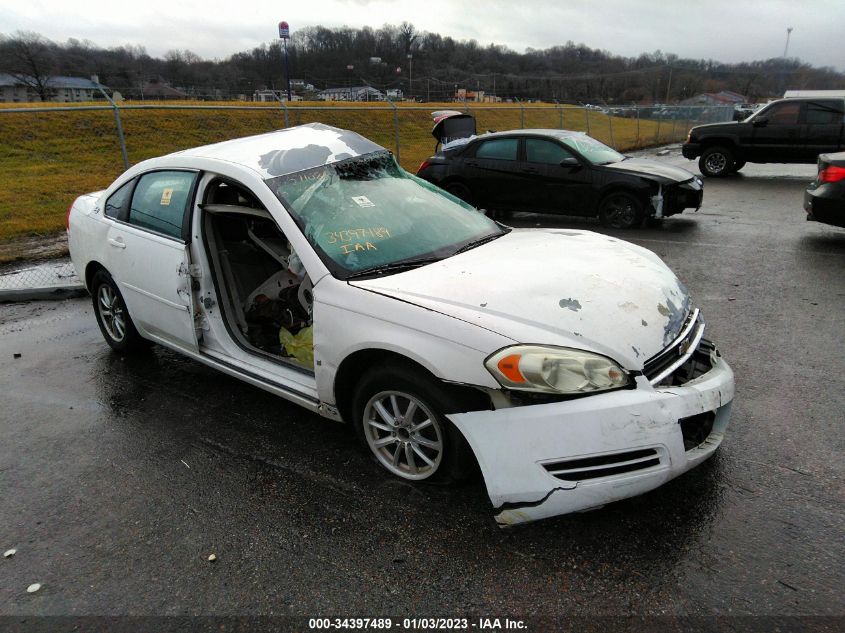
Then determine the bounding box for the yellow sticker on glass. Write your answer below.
[160,188,174,206]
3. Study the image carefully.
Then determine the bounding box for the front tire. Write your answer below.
[352,364,472,484]
[598,191,643,229]
[699,146,735,177]
[731,159,746,173]
[91,270,147,353]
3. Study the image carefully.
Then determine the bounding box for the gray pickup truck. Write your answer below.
[682,97,845,177]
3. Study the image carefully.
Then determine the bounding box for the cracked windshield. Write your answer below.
[266,152,503,277]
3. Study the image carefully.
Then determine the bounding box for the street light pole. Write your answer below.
[407,53,413,101]
[279,21,292,101]
[783,27,793,57]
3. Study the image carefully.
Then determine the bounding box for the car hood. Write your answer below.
[601,158,697,184]
[351,229,691,370]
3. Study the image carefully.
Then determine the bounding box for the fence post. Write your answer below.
[555,100,563,129]
[655,110,663,144]
[608,113,616,149]
[389,101,401,164]
[670,117,677,142]
[95,83,129,170]
[515,97,524,128]
[585,107,591,135]
[635,107,641,147]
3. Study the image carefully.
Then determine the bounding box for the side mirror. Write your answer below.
[560,157,581,168]
[752,116,768,127]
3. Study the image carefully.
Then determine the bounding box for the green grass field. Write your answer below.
[0,100,694,258]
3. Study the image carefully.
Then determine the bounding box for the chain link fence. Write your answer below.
[0,259,80,297]
[0,102,733,295]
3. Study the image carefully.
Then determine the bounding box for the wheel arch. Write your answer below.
[84,260,108,292]
[595,183,649,215]
[699,137,741,155]
[439,175,471,192]
[333,348,491,425]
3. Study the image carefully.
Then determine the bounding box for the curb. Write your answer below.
[0,285,87,303]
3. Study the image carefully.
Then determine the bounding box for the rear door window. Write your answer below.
[128,171,197,239]
[805,101,844,125]
[474,138,518,161]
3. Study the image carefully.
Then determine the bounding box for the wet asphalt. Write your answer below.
[0,150,843,622]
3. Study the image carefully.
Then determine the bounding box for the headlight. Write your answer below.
[485,345,631,395]
[686,129,692,143]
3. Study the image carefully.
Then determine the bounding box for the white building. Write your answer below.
[252,90,303,102]
[318,86,384,102]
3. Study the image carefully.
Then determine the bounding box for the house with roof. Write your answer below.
[140,79,189,100]
[0,74,103,103]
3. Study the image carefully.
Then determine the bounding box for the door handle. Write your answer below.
[521,167,539,174]
[108,237,126,249]
[466,161,480,167]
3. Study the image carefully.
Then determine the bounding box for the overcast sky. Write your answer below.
[1,0,843,71]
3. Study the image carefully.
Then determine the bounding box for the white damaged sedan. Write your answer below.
[68,123,734,525]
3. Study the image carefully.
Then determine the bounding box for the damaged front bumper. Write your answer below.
[652,178,703,218]
[447,357,734,526]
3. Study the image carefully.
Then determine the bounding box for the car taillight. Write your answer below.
[417,160,431,173]
[819,165,845,184]
[66,201,74,232]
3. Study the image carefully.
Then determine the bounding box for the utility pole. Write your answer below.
[664,65,673,104]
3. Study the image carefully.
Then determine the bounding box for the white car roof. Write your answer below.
[173,122,387,179]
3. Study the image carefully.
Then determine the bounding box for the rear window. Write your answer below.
[104,180,134,219]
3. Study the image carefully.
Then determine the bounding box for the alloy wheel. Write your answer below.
[363,390,444,480]
[97,284,126,342]
[602,195,638,228]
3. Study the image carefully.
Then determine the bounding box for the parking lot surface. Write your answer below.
[1,151,843,623]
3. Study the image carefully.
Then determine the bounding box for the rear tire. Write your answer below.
[91,270,148,353]
[444,181,474,206]
[598,191,643,229]
[699,146,735,177]
[352,363,474,484]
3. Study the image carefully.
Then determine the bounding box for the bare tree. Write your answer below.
[399,22,418,55]
[0,31,57,101]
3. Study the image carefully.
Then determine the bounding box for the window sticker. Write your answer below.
[351,195,375,208]
[160,188,174,206]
